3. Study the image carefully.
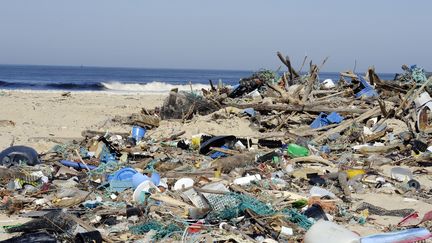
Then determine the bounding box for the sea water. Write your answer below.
[0,64,396,93]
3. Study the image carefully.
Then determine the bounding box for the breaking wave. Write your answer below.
[0,80,211,93]
[101,81,210,93]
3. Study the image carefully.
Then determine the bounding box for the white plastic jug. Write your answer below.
[304,220,360,243]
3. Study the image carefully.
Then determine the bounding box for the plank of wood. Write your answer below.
[289,155,335,167]
[150,194,195,209]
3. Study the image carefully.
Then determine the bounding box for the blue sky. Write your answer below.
[0,0,431,73]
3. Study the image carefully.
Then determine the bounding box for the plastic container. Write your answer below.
[322,79,335,89]
[132,173,150,189]
[107,167,137,182]
[304,220,360,243]
[131,172,160,189]
[233,174,261,186]
[131,126,146,141]
[391,167,413,182]
[287,144,309,158]
[133,180,160,203]
[360,227,431,243]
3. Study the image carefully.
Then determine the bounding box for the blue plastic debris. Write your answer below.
[326,112,343,123]
[60,160,97,170]
[355,75,378,99]
[132,126,146,142]
[132,172,161,189]
[243,108,256,117]
[320,145,331,154]
[310,112,344,129]
[100,145,116,163]
[107,167,138,182]
[209,145,230,159]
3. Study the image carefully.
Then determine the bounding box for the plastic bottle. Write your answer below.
[360,227,431,243]
[233,174,261,186]
[287,143,309,158]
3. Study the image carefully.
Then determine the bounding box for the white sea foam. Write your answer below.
[101,81,210,93]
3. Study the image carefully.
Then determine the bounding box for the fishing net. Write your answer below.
[129,221,182,240]
[160,91,219,120]
[205,192,313,230]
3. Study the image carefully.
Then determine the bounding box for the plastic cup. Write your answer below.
[131,126,146,141]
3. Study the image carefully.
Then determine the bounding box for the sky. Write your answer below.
[0,0,431,73]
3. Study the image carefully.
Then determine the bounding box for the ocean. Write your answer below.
[0,65,397,93]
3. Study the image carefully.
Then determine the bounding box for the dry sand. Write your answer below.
[0,90,260,152]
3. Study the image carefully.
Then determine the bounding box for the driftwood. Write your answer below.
[289,155,335,167]
[277,51,299,82]
[81,130,129,138]
[358,143,404,154]
[267,83,302,105]
[228,102,370,114]
[302,64,319,103]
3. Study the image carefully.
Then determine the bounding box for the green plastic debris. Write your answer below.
[292,199,308,209]
[287,143,309,158]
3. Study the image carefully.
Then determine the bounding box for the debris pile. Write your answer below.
[1,53,432,242]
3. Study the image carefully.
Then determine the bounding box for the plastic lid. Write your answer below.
[173,178,194,191]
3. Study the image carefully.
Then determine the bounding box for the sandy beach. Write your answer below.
[0,91,165,151]
[1,90,431,240]
[0,90,260,153]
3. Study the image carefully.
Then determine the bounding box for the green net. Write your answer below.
[411,66,427,83]
[206,192,275,221]
[281,208,313,230]
[205,192,313,230]
[51,144,79,158]
[87,160,120,177]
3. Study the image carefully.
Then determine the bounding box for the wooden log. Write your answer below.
[267,83,302,105]
[289,155,335,167]
[226,102,370,114]
[302,64,319,103]
[277,51,299,80]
